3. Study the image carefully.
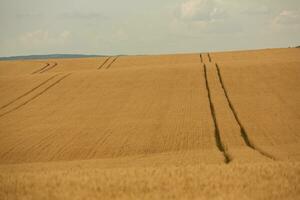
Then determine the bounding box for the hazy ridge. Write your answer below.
[0,54,102,61]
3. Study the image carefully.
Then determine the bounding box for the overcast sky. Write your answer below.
[0,0,299,56]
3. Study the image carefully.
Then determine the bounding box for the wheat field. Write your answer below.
[0,48,299,199]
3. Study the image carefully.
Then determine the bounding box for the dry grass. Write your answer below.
[211,48,300,161]
[0,161,299,200]
[0,48,299,199]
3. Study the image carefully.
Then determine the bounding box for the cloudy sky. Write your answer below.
[0,0,299,56]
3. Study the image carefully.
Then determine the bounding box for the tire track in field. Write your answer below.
[39,62,58,73]
[98,57,111,69]
[1,132,54,161]
[31,63,50,74]
[202,60,231,163]
[200,54,203,63]
[87,131,112,159]
[0,74,59,110]
[208,53,212,62]
[50,132,82,161]
[0,73,71,118]
[215,63,275,160]
[106,56,119,69]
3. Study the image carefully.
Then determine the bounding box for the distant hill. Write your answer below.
[0,54,102,61]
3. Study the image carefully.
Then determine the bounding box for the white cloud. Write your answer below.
[171,0,234,37]
[19,30,71,47]
[178,0,226,22]
[19,30,49,46]
[273,10,300,25]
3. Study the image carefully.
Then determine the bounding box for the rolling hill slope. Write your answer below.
[0,48,299,199]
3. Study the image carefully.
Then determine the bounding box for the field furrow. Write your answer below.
[39,62,58,73]
[0,73,71,118]
[35,57,107,73]
[31,63,50,74]
[208,53,212,62]
[211,48,300,161]
[0,74,58,110]
[0,48,299,200]
[0,60,47,76]
[215,63,275,160]
[0,61,222,164]
[203,63,230,163]
[205,62,272,163]
[106,56,119,69]
[98,57,111,69]
[200,53,203,63]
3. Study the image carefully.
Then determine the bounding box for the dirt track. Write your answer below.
[0,48,299,199]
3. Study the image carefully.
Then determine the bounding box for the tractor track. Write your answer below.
[0,73,71,118]
[39,62,58,73]
[98,57,111,69]
[208,53,212,62]
[215,63,275,160]
[0,74,59,110]
[106,56,119,69]
[202,61,231,164]
[31,63,50,74]
[51,133,82,161]
[200,54,203,63]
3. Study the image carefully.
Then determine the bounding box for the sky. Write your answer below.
[0,0,299,56]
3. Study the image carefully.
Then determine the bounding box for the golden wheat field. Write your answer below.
[0,48,299,199]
